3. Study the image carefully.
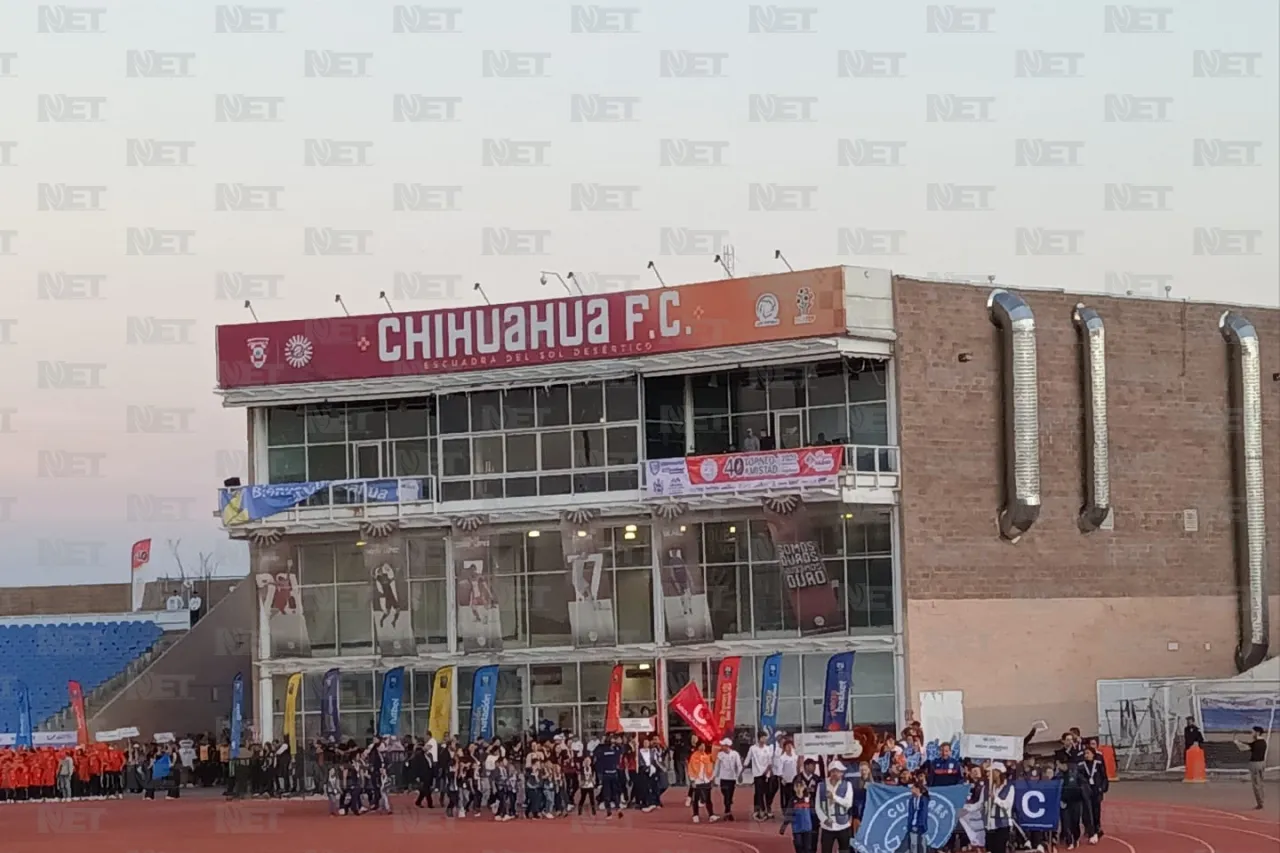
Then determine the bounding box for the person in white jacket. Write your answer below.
[814,760,855,853]
[712,738,743,822]
[772,738,800,817]
[746,732,775,820]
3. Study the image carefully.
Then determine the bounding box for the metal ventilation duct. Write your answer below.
[987,289,1041,541]
[1219,311,1270,672]
[1073,305,1111,532]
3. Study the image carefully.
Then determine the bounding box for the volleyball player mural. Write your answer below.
[365,532,415,657]
[253,538,311,657]
[651,506,713,645]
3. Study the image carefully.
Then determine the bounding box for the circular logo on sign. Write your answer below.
[754,293,780,328]
[284,335,314,368]
[698,458,719,481]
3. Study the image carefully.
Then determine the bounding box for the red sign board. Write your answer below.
[216,268,846,389]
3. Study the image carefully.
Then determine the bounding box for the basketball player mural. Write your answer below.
[253,543,311,657]
[365,536,415,656]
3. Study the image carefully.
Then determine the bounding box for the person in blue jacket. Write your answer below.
[783,777,817,853]
[905,780,931,853]
[593,734,624,818]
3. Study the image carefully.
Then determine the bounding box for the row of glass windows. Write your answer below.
[288,510,893,654]
[269,653,896,743]
[259,360,893,493]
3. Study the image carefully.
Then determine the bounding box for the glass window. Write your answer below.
[607,469,638,491]
[267,407,305,446]
[473,436,504,475]
[580,662,613,703]
[526,574,571,647]
[306,405,346,442]
[852,695,895,727]
[850,402,889,445]
[491,533,525,575]
[702,521,745,565]
[729,369,768,413]
[347,404,387,440]
[505,434,537,473]
[731,413,769,448]
[503,388,536,430]
[299,586,335,654]
[748,520,775,562]
[439,394,469,434]
[526,531,563,573]
[299,544,335,586]
[335,545,365,583]
[693,417,730,454]
[644,375,684,422]
[407,537,446,579]
[441,438,470,476]
[536,386,569,427]
[612,524,649,568]
[605,427,637,466]
[409,579,447,647]
[388,399,432,438]
[646,421,685,462]
[470,390,502,432]
[691,373,730,417]
[867,557,893,627]
[750,563,789,634]
[605,377,638,422]
[571,383,604,425]
[393,439,433,478]
[573,429,604,468]
[307,444,348,480]
[335,584,373,655]
[808,406,847,446]
[768,366,807,409]
[530,664,578,704]
[541,431,571,470]
[614,569,653,643]
[852,651,895,697]
[848,360,888,403]
[807,361,846,407]
[268,447,306,483]
[847,559,871,629]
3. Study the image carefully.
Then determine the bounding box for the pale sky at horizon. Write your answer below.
[0,1,1276,587]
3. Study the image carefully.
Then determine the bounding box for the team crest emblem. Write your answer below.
[284,335,314,369]
[247,337,269,369]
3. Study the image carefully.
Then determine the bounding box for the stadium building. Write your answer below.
[212,266,1278,751]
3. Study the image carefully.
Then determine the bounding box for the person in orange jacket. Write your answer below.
[74,748,91,798]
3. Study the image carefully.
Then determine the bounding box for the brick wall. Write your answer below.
[893,278,1279,602]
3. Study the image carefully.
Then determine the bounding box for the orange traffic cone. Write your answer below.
[1184,744,1207,783]
[1099,744,1119,782]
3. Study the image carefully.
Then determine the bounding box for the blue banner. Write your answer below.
[219,479,423,525]
[321,668,341,741]
[230,672,244,759]
[854,783,970,853]
[469,665,499,742]
[378,667,405,737]
[15,681,32,749]
[759,653,782,740]
[1014,780,1063,831]
[822,652,855,731]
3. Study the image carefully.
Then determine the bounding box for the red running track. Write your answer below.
[0,791,1274,853]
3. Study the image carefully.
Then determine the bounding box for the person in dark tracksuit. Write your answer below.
[1080,746,1108,843]
[1058,758,1085,849]
[594,735,623,818]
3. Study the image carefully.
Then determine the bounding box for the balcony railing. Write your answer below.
[217,443,899,528]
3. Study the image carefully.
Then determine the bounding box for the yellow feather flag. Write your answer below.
[283,673,302,754]
[428,667,453,740]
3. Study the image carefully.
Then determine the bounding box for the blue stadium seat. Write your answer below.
[0,619,164,731]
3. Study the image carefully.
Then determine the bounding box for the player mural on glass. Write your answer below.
[365,536,415,656]
[654,519,713,644]
[253,542,311,657]
[561,519,616,647]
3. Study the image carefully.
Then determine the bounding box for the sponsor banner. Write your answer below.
[669,680,719,745]
[645,446,842,498]
[452,525,502,652]
[220,479,422,525]
[712,657,741,739]
[763,500,846,636]
[15,681,32,749]
[68,681,88,746]
[217,268,846,389]
[469,665,499,742]
[854,783,970,853]
[620,718,654,733]
[654,519,713,644]
[759,654,782,740]
[229,673,244,759]
[822,652,855,732]
[254,541,311,657]
[428,667,453,741]
[320,668,341,740]
[0,731,79,747]
[794,730,855,756]
[959,733,1024,762]
[282,673,301,754]
[366,535,415,656]
[560,517,616,648]
[604,665,624,734]
[1014,780,1064,831]
[378,667,405,737]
